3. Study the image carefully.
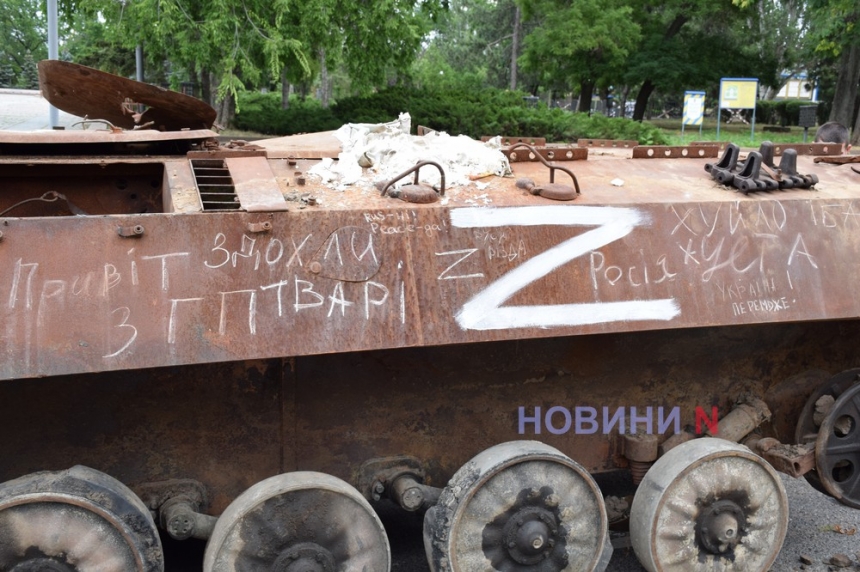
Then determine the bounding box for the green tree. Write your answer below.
[518,0,640,112]
[412,0,533,91]
[75,0,443,124]
[805,0,860,136]
[62,11,136,78]
[19,51,39,89]
[0,0,50,85]
[622,0,757,121]
[741,0,812,100]
[0,61,14,88]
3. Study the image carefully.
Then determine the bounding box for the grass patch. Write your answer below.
[654,119,816,147]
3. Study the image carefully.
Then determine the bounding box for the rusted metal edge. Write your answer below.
[692,141,843,157]
[577,139,638,149]
[502,146,588,162]
[264,150,340,160]
[187,149,268,159]
[632,145,720,159]
[224,156,289,212]
[39,60,216,131]
[757,439,815,478]
[772,143,843,156]
[0,129,219,144]
[482,135,548,147]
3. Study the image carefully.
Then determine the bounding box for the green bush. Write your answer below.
[755,99,816,127]
[234,87,668,144]
[233,92,342,135]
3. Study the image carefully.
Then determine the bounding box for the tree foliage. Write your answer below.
[740,0,812,98]
[518,0,640,111]
[0,0,49,88]
[73,0,444,104]
[412,0,534,90]
[5,0,856,135]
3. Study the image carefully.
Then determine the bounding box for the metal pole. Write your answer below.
[716,108,721,141]
[47,0,59,128]
[136,46,144,83]
[750,106,756,143]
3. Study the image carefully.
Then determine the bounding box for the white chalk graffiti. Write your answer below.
[449,206,681,331]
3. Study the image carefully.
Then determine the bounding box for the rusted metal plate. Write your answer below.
[632,145,720,159]
[38,61,216,131]
[773,143,843,156]
[0,360,286,514]
[0,162,166,217]
[577,139,638,148]
[1,319,859,508]
[187,149,268,160]
[2,184,860,380]
[503,146,588,162]
[1,148,859,381]
[688,142,831,158]
[814,155,860,165]
[293,320,860,480]
[758,440,815,478]
[0,129,218,157]
[256,131,342,159]
[483,136,547,146]
[0,129,218,145]
[225,156,289,212]
[163,160,203,214]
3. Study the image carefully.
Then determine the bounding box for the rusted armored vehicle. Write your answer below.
[1,62,860,572]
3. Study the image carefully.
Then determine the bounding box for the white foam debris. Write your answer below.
[307,113,512,192]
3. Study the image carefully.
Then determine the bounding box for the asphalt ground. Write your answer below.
[3,89,860,571]
[0,88,82,130]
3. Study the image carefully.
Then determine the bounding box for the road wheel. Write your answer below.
[630,438,787,572]
[204,471,390,572]
[0,465,163,572]
[424,440,611,572]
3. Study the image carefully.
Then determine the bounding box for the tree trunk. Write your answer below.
[631,15,688,122]
[216,92,236,128]
[319,49,330,108]
[578,81,594,113]
[852,98,860,147]
[829,43,860,126]
[510,5,520,91]
[187,66,197,98]
[633,79,655,121]
[281,69,291,110]
[201,69,212,107]
[619,85,630,118]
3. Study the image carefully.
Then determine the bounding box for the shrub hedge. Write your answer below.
[755,99,819,127]
[234,87,668,144]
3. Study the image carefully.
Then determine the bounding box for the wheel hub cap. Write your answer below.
[696,499,746,554]
[272,542,335,572]
[502,505,560,565]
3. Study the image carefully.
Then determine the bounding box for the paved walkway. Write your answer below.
[0,88,82,131]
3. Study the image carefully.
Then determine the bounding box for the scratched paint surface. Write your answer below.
[0,193,857,380]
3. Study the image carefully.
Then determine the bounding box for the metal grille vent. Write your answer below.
[191,159,240,211]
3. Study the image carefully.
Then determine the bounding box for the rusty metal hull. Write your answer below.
[0,320,858,514]
[2,193,860,379]
[2,132,860,533]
